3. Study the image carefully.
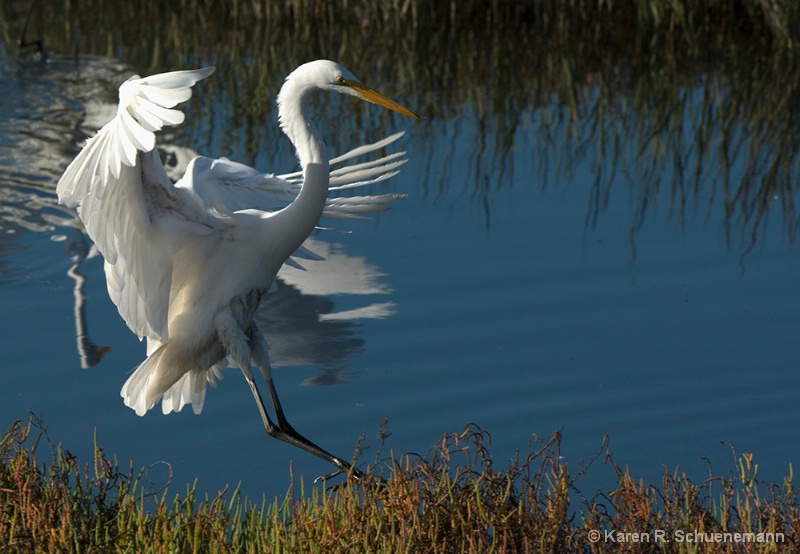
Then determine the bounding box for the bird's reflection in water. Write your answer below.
[258,280,362,369]
[258,280,362,387]
[63,232,111,368]
[0,175,109,368]
[0,54,122,367]
[300,368,353,387]
[262,237,398,382]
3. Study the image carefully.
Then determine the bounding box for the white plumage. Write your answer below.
[57,58,417,470]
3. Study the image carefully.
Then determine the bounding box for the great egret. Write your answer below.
[57,60,418,479]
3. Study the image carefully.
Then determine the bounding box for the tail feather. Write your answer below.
[160,370,208,415]
[121,341,226,416]
[121,348,166,416]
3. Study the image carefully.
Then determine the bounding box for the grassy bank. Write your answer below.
[1,419,796,552]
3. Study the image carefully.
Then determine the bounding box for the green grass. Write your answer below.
[1,419,797,552]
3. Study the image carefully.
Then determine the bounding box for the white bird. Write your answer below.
[57,60,418,479]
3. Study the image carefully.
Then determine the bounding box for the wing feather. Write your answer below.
[177,131,409,221]
[57,67,217,341]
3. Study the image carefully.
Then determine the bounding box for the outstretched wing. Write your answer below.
[57,68,219,342]
[176,131,408,221]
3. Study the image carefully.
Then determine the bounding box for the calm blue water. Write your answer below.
[1,54,798,504]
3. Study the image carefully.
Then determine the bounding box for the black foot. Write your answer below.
[314,465,387,488]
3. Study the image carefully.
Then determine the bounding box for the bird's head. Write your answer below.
[288,60,419,120]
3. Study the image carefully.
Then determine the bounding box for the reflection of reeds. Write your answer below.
[4,0,799,246]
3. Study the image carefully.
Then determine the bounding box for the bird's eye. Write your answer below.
[335,76,347,85]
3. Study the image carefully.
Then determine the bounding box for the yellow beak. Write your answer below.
[349,82,419,120]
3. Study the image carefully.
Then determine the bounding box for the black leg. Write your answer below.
[242,323,372,482]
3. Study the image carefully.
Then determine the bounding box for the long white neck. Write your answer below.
[279,86,325,166]
[268,75,331,259]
